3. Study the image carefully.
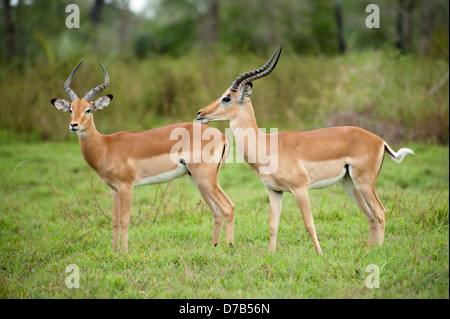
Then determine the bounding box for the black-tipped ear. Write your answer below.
[247,82,253,88]
[93,95,113,111]
[51,98,71,111]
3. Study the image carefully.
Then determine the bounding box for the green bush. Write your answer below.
[0,50,448,144]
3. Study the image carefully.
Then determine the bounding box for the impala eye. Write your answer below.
[69,109,73,113]
[222,97,231,103]
[85,109,91,114]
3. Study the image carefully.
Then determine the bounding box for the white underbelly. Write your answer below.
[308,167,347,189]
[134,164,188,187]
[263,182,291,193]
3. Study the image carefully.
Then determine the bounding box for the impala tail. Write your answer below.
[384,143,415,163]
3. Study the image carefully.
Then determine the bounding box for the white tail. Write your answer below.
[384,143,415,163]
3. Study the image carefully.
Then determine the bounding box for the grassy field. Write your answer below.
[0,133,448,299]
[0,50,448,299]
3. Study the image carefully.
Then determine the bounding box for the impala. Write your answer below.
[51,61,235,251]
[195,46,414,254]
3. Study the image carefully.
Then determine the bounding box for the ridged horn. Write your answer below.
[84,61,110,101]
[229,45,282,92]
[64,60,83,101]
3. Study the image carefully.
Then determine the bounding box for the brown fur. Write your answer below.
[52,97,235,251]
[197,87,411,254]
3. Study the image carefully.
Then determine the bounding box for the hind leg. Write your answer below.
[340,175,378,248]
[188,165,235,247]
[357,186,386,246]
[348,167,387,247]
[216,184,235,246]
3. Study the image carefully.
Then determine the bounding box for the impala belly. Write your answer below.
[134,164,188,186]
[132,154,188,187]
[307,163,347,189]
[263,182,290,193]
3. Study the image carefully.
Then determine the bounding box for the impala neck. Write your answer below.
[77,116,105,171]
[230,99,270,170]
[230,100,261,133]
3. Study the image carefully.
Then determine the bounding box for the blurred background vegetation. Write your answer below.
[0,0,448,143]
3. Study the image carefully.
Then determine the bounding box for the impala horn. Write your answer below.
[84,61,110,102]
[229,45,282,92]
[64,60,83,101]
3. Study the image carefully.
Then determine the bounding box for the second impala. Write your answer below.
[51,61,235,252]
[196,46,414,254]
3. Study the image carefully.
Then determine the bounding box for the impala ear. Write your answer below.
[93,94,113,111]
[51,98,71,112]
[239,82,253,102]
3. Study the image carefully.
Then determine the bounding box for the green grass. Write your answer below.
[0,135,448,298]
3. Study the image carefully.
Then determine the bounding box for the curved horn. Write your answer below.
[230,45,282,92]
[238,46,282,90]
[84,61,110,101]
[64,60,83,101]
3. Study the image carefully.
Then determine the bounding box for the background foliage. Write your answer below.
[0,0,448,144]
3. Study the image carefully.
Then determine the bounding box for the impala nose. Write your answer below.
[197,111,202,115]
[70,123,79,131]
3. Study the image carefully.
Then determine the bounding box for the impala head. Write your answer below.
[196,46,282,124]
[51,60,113,135]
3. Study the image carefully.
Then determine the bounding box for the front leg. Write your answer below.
[292,188,322,255]
[118,185,133,252]
[267,188,283,252]
[111,189,121,251]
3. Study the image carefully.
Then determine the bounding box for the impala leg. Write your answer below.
[111,189,121,251]
[340,176,377,248]
[292,188,322,255]
[350,169,387,247]
[118,185,133,252]
[267,188,283,252]
[356,186,386,246]
[374,193,386,245]
[189,175,223,246]
[369,191,386,246]
[201,185,235,247]
[204,193,224,247]
[189,173,235,247]
[217,184,235,246]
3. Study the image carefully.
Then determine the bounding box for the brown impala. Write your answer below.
[195,46,414,254]
[51,61,235,252]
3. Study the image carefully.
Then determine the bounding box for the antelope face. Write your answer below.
[196,85,253,124]
[68,98,94,133]
[51,60,112,136]
[195,45,282,124]
[51,96,112,134]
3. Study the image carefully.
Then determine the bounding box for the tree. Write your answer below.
[90,0,104,24]
[205,0,219,47]
[334,0,346,54]
[118,0,131,55]
[2,0,17,61]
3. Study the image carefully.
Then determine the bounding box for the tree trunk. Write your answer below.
[334,0,346,54]
[421,1,433,54]
[3,0,17,61]
[207,0,219,46]
[118,0,131,56]
[90,0,104,24]
[396,0,405,53]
